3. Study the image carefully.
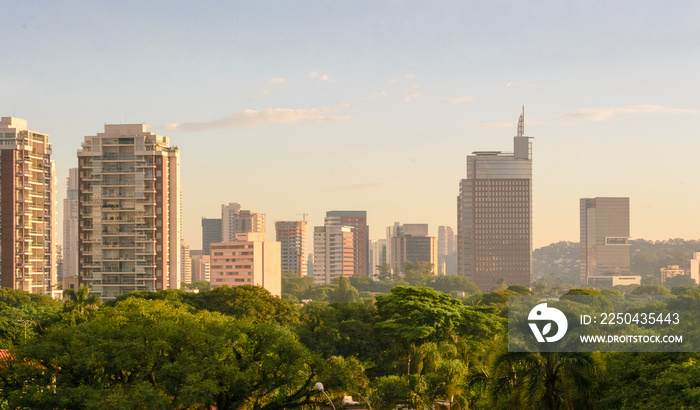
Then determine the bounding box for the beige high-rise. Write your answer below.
[580,197,630,284]
[77,124,180,300]
[0,117,58,294]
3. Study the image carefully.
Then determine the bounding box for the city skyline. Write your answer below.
[3,2,700,251]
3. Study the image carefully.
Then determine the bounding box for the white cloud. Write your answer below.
[404,93,421,102]
[390,74,415,83]
[260,77,286,95]
[310,71,333,82]
[447,96,474,104]
[166,104,351,132]
[365,91,387,101]
[403,85,422,102]
[562,105,697,122]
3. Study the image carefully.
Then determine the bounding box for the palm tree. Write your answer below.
[490,350,602,410]
[62,286,101,315]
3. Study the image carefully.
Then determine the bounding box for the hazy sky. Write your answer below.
[3,1,700,249]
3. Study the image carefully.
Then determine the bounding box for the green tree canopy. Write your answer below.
[0,298,324,410]
[631,285,671,296]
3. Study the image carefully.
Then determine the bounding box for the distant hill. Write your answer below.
[533,239,700,286]
[533,241,580,285]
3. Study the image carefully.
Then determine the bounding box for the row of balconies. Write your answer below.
[101,217,136,223]
[101,242,138,248]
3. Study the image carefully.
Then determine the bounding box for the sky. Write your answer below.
[3,1,700,249]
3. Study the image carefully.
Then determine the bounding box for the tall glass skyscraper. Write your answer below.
[457,110,533,292]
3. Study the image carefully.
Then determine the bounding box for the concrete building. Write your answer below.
[660,265,686,284]
[437,226,455,275]
[370,239,387,279]
[63,168,80,281]
[313,225,354,284]
[0,117,58,294]
[688,253,700,284]
[580,197,631,285]
[438,226,455,256]
[307,252,314,278]
[587,275,640,288]
[77,124,180,300]
[325,211,369,277]
[201,217,222,255]
[221,203,265,242]
[275,220,307,277]
[209,232,281,296]
[457,110,533,292]
[388,223,437,276]
[181,240,192,285]
[190,252,210,283]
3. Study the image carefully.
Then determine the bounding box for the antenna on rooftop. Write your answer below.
[517,106,525,137]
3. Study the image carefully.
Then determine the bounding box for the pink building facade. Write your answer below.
[209,232,281,296]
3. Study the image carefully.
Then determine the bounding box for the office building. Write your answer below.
[209,232,281,296]
[580,197,631,284]
[388,223,437,276]
[457,110,533,292]
[201,217,222,255]
[77,124,180,300]
[313,225,354,284]
[221,203,265,242]
[63,168,80,281]
[275,220,307,277]
[0,117,58,294]
[325,210,369,277]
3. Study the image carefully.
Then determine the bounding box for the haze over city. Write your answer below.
[3,1,699,249]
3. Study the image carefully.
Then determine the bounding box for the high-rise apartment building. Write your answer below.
[457,110,533,292]
[275,220,307,277]
[181,240,191,285]
[580,197,631,284]
[201,217,222,255]
[0,117,58,294]
[313,225,354,284]
[388,223,437,276]
[209,232,281,296]
[325,211,369,277]
[221,203,265,242]
[63,168,80,280]
[77,124,180,300]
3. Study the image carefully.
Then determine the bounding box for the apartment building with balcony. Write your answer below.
[313,225,354,284]
[221,203,266,242]
[275,220,307,277]
[77,124,180,300]
[0,117,58,294]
